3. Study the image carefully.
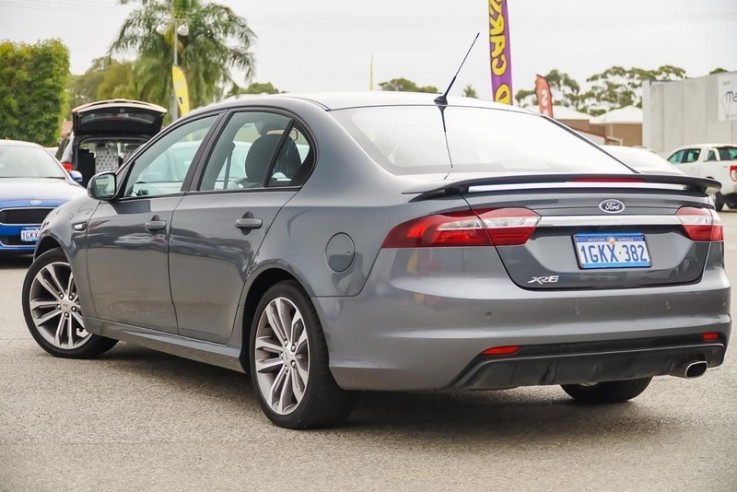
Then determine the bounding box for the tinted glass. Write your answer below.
[683,148,701,163]
[332,106,631,175]
[123,115,217,197]
[0,145,66,178]
[267,127,313,187]
[717,146,737,160]
[667,150,684,163]
[198,112,291,191]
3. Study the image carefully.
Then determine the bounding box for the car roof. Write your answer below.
[197,91,532,114]
[0,139,44,148]
[668,143,736,152]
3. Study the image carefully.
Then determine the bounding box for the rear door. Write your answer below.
[169,110,316,343]
[460,181,716,291]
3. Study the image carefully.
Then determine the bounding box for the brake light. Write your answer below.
[481,345,520,356]
[702,332,720,342]
[61,161,73,172]
[381,211,490,248]
[730,165,737,182]
[676,207,723,241]
[571,177,643,183]
[382,208,540,248]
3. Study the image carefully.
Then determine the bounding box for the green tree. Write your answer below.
[579,65,686,114]
[0,40,69,145]
[515,69,581,108]
[710,67,729,75]
[240,81,283,94]
[111,0,256,111]
[379,77,438,93]
[462,84,478,98]
[97,60,136,100]
[67,58,107,109]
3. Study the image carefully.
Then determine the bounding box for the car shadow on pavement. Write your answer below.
[96,342,676,444]
[0,256,32,269]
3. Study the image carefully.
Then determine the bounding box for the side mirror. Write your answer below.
[69,170,83,183]
[88,172,117,200]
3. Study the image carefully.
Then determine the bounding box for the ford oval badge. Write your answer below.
[599,199,625,214]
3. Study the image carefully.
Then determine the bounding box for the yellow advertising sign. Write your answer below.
[172,65,190,116]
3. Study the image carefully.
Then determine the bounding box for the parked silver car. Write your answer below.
[22,93,730,428]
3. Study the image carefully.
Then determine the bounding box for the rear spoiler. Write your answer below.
[402,173,721,199]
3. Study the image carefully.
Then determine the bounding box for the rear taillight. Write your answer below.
[61,161,73,172]
[730,165,737,182]
[381,211,490,248]
[382,208,540,248]
[677,207,723,242]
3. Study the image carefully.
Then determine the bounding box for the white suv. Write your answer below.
[667,144,737,211]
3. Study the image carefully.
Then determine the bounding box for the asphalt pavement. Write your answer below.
[1,214,736,491]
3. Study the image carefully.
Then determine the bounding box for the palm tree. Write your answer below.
[110,0,255,111]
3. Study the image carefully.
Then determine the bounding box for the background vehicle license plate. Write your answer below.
[574,233,651,269]
[20,228,40,242]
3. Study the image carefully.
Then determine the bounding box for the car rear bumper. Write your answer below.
[315,249,731,391]
[454,338,726,390]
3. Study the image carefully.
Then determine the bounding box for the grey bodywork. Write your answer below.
[34,93,731,391]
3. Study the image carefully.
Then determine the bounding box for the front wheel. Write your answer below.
[22,248,118,358]
[561,377,652,404]
[249,281,355,428]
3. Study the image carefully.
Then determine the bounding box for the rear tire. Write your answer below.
[249,280,355,428]
[714,192,725,212]
[22,248,118,358]
[561,377,652,404]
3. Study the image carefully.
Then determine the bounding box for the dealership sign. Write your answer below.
[718,73,737,121]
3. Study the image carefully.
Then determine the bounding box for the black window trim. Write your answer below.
[186,106,318,195]
[112,111,226,201]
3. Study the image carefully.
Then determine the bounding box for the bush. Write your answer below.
[0,39,70,146]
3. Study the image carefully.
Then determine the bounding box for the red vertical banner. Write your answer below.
[489,0,513,104]
[535,75,554,118]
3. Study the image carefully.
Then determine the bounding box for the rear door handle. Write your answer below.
[235,217,263,230]
[144,220,167,232]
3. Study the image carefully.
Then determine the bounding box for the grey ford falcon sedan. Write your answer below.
[22,92,730,428]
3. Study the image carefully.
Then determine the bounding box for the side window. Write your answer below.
[267,126,314,187]
[683,148,701,163]
[123,115,217,198]
[667,150,684,164]
[706,150,718,161]
[199,111,291,192]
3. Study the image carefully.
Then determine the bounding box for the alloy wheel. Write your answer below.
[27,261,90,349]
[253,297,310,415]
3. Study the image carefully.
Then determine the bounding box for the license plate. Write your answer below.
[20,228,40,242]
[574,233,651,269]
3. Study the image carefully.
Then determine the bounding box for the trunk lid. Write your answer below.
[407,174,721,290]
[72,99,167,136]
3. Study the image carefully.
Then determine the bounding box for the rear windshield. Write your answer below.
[80,109,156,126]
[0,145,65,179]
[331,106,632,175]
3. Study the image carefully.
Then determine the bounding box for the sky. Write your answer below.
[0,0,736,101]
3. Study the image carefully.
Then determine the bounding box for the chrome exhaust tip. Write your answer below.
[670,360,708,379]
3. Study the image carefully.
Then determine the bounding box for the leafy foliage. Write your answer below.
[240,82,283,94]
[515,65,695,115]
[709,67,729,75]
[68,57,136,109]
[111,0,256,110]
[379,78,438,94]
[515,69,581,108]
[0,40,69,145]
[579,65,687,114]
[462,84,478,98]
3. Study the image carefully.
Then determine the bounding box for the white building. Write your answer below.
[643,72,737,155]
